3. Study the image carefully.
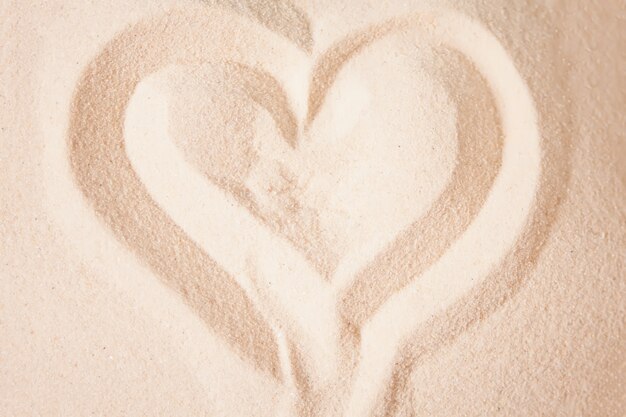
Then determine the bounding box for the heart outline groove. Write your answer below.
[63,4,571,417]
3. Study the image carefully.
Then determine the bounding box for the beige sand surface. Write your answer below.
[1,0,624,416]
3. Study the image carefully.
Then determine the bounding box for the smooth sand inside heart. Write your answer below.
[127,32,458,280]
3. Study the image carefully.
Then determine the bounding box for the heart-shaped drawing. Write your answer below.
[63,5,569,416]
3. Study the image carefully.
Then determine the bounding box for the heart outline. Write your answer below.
[59,4,572,414]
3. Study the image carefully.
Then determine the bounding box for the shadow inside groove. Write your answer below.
[339,46,503,328]
[68,10,283,379]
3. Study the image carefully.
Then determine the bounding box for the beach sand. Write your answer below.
[1,1,624,416]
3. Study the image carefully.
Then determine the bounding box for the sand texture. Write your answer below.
[1,0,625,416]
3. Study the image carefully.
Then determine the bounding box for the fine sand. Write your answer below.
[1,1,624,416]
